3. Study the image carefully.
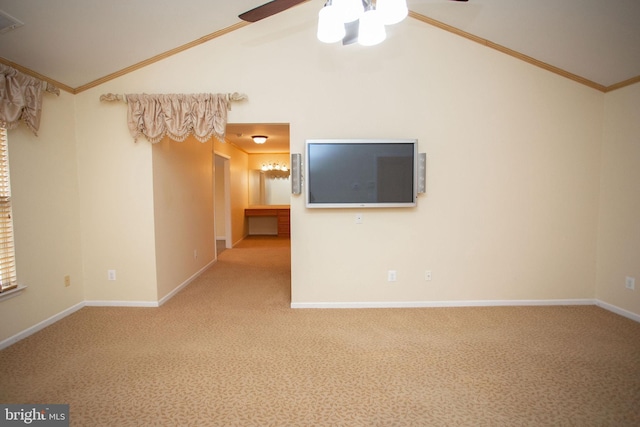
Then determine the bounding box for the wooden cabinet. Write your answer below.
[245,205,290,237]
[277,209,290,237]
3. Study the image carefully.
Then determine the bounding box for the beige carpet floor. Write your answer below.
[1,236,639,426]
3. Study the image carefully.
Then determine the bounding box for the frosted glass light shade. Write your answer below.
[377,0,408,25]
[358,9,386,46]
[317,5,346,43]
[333,0,364,23]
[252,135,268,144]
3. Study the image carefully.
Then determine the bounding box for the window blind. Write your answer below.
[0,127,17,292]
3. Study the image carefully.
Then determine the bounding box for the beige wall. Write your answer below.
[152,137,215,300]
[596,83,640,315]
[248,153,290,171]
[74,85,158,304]
[2,1,638,345]
[1,92,84,342]
[286,5,603,305]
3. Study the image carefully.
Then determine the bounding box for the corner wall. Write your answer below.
[74,86,158,304]
[3,0,624,348]
[596,83,640,315]
[152,137,215,301]
[286,5,604,305]
[68,1,604,308]
[1,92,84,343]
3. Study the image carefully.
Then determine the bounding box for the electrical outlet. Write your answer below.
[625,276,635,290]
[64,275,71,287]
[425,270,432,281]
[108,270,116,281]
[355,213,363,224]
[388,270,397,282]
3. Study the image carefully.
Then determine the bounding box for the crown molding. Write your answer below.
[0,57,73,93]
[73,21,250,94]
[2,15,638,94]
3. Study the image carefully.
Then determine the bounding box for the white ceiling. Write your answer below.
[1,0,639,91]
[226,123,291,154]
[0,0,639,151]
[412,0,640,89]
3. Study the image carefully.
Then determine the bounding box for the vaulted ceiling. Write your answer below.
[1,0,639,95]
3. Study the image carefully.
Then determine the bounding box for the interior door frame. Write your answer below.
[214,152,232,253]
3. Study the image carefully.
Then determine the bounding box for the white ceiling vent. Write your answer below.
[0,10,24,34]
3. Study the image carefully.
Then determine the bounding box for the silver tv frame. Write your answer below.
[304,138,419,209]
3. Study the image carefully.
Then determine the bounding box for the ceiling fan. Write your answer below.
[239,0,308,23]
[239,0,468,46]
[239,0,468,23]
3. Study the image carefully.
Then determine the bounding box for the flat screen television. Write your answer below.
[305,139,418,208]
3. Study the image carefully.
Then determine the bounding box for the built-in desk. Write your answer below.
[245,205,290,237]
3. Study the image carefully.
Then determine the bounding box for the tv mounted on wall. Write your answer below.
[305,139,419,208]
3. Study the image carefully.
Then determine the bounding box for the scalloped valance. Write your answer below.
[0,64,59,135]
[100,92,247,143]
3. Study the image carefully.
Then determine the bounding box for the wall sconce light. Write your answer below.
[252,135,268,144]
[261,162,289,172]
[261,162,290,179]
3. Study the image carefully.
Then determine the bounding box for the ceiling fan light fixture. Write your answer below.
[358,6,386,46]
[376,0,408,25]
[334,0,364,24]
[317,1,346,43]
[252,135,268,144]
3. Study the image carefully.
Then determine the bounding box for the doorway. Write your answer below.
[214,153,231,256]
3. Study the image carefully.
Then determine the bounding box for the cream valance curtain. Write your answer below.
[0,64,59,135]
[123,93,246,143]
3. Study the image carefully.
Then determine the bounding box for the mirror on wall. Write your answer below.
[249,169,290,205]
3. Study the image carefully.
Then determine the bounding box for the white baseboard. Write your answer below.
[84,300,159,307]
[1,261,217,349]
[233,235,247,248]
[85,259,217,308]
[290,299,597,309]
[3,297,637,351]
[0,302,85,350]
[290,299,639,323]
[158,259,216,306]
[596,300,640,323]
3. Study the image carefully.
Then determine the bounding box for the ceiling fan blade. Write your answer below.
[239,0,308,22]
